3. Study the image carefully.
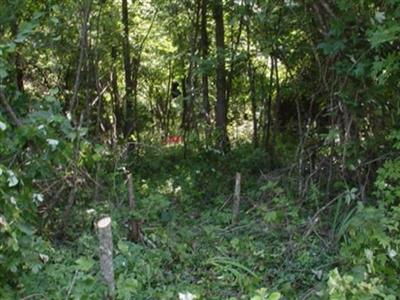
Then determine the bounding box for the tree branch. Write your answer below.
[0,89,22,127]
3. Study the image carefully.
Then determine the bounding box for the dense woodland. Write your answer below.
[1,0,400,299]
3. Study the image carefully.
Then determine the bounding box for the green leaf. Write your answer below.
[0,68,7,79]
[16,21,37,43]
[268,292,282,300]
[118,240,130,255]
[17,223,35,236]
[263,211,278,223]
[369,25,400,48]
[75,257,95,271]
[318,39,346,55]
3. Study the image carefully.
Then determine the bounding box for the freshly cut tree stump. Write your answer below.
[97,217,115,297]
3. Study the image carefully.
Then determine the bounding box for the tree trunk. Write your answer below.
[97,217,115,297]
[121,0,134,138]
[183,0,201,150]
[226,12,244,109]
[247,22,258,148]
[213,0,229,152]
[111,46,122,139]
[69,0,92,120]
[272,56,281,145]
[200,0,211,141]
[264,57,275,151]
[11,20,25,93]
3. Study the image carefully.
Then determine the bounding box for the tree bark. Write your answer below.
[213,0,229,152]
[226,11,244,108]
[273,56,281,144]
[247,22,258,148]
[69,0,92,120]
[111,46,122,139]
[11,20,25,93]
[182,0,201,151]
[122,0,134,138]
[97,217,115,297]
[200,0,211,140]
[264,57,275,151]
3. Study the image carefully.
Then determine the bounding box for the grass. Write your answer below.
[12,145,338,299]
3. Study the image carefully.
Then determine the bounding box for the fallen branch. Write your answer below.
[304,191,351,238]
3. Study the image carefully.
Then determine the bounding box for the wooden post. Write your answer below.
[127,173,141,242]
[97,217,115,297]
[232,172,241,224]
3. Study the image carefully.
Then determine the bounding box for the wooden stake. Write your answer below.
[127,173,141,242]
[232,173,241,224]
[97,217,115,297]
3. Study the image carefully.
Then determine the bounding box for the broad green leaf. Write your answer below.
[75,257,95,271]
[268,292,282,300]
[17,223,35,236]
[16,21,37,43]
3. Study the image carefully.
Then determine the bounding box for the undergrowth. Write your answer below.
[1,112,400,299]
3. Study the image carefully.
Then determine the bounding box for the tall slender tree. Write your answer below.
[246,21,258,148]
[200,0,211,140]
[121,0,134,138]
[212,0,229,151]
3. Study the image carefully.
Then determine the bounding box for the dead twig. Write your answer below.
[304,191,348,238]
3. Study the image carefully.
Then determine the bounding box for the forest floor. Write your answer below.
[15,146,337,299]
[106,146,337,299]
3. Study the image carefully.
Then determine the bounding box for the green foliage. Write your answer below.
[322,166,400,298]
[374,130,400,205]
[0,94,114,293]
[326,268,396,300]
[251,288,281,300]
[375,159,400,205]
[2,0,400,298]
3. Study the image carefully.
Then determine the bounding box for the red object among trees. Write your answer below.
[164,135,182,145]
